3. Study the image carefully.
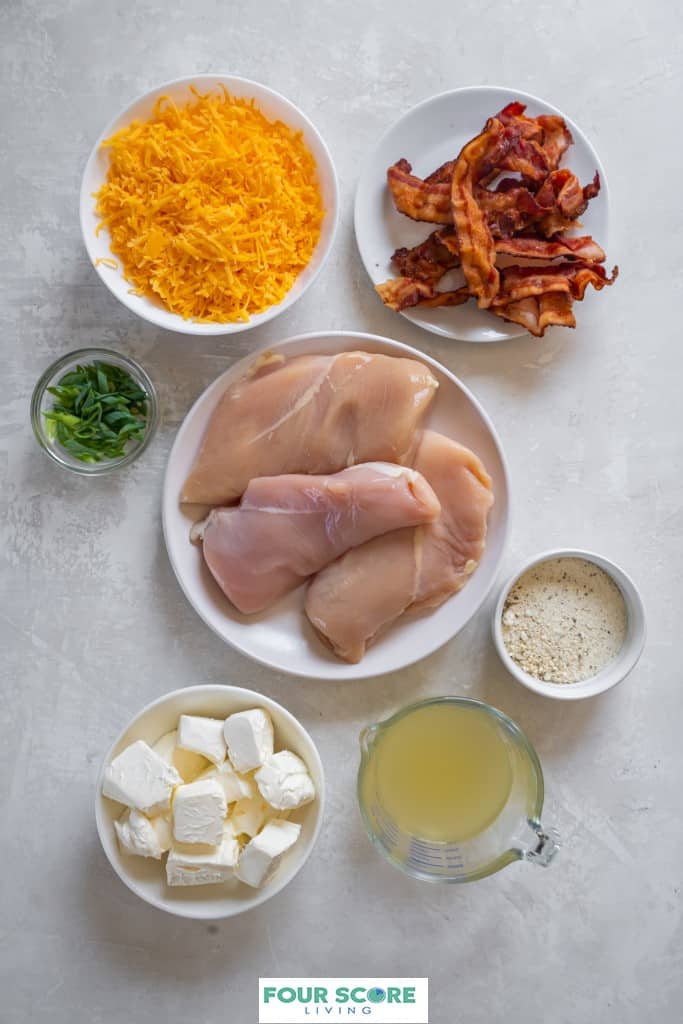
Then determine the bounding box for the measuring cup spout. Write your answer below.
[524,826,561,868]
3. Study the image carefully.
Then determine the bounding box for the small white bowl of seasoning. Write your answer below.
[492,549,646,700]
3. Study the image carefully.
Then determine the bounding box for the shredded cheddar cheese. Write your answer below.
[94,87,324,323]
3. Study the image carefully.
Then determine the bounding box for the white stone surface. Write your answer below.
[1,2,681,1022]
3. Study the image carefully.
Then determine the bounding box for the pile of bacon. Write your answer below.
[376,102,617,337]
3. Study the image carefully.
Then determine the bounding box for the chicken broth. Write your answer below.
[360,703,513,843]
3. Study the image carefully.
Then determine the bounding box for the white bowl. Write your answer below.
[492,549,646,700]
[95,685,325,918]
[80,75,339,335]
[162,331,510,680]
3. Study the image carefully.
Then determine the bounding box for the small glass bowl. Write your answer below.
[31,348,159,475]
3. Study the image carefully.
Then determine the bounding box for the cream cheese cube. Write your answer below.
[223,709,274,773]
[152,729,209,782]
[231,796,270,838]
[114,809,171,859]
[235,819,301,888]
[195,761,255,804]
[152,813,173,852]
[103,740,181,815]
[166,826,240,887]
[172,778,227,846]
[177,715,226,766]
[255,750,316,811]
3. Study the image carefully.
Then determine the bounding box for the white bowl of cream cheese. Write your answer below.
[95,684,325,918]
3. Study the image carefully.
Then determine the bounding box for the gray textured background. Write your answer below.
[1,2,681,1022]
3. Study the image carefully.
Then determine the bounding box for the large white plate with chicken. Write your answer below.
[162,331,509,679]
[354,86,613,342]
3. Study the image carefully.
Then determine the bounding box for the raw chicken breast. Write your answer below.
[181,351,438,506]
[305,431,493,662]
[193,463,441,614]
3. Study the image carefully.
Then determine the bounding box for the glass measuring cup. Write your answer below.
[357,697,560,883]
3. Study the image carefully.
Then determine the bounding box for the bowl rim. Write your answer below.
[492,547,646,700]
[30,346,159,475]
[161,329,512,679]
[79,73,340,336]
[94,683,326,918]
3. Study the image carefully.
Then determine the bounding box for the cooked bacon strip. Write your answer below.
[377,261,616,323]
[536,212,580,238]
[476,185,545,237]
[496,104,572,170]
[391,228,604,283]
[434,227,459,255]
[496,136,550,185]
[552,234,605,261]
[375,277,469,312]
[478,169,599,238]
[392,229,460,283]
[564,260,617,299]
[494,293,576,336]
[451,118,521,307]
[387,160,543,232]
[497,102,528,120]
[496,102,544,142]
[498,234,605,262]
[536,115,573,169]
[491,262,616,336]
[493,262,618,306]
[424,159,456,184]
[387,160,599,239]
[536,169,584,218]
[416,133,551,193]
[389,103,577,226]
[584,171,600,200]
[536,168,600,220]
[418,287,471,308]
[387,159,452,223]
[387,163,545,233]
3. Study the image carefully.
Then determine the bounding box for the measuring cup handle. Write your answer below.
[525,827,561,868]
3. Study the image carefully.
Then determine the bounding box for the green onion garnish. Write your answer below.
[43,360,148,464]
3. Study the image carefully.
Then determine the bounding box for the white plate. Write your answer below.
[80,74,339,336]
[162,331,510,680]
[95,685,324,919]
[354,85,610,342]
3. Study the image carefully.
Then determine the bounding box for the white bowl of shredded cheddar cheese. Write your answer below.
[80,75,339,334]
[492,548,646,700]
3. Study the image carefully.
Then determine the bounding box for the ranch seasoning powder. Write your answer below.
[501,557,627,683]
